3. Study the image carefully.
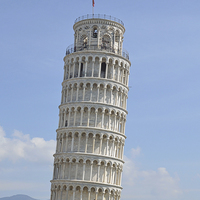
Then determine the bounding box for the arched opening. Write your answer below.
[80,63,83,77]
[101,62,106,78]
[93,27,98,38]
[81,36,88,48]
[115,31,120,42]
[102,35,111,50]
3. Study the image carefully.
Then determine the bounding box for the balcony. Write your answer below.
[74,14,124,26]
[65,44,129,60]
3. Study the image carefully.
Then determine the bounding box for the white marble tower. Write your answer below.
[50,14,131,200]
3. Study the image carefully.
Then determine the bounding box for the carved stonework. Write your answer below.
[50,15,131,200]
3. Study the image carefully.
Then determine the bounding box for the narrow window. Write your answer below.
[93,28,98,38]
[65,120,68,127]
[80,63,83,77]
[101,62,106,78]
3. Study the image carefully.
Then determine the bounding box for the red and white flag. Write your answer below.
[92,0,95,7]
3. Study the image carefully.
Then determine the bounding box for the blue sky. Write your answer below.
[0,0,200,200]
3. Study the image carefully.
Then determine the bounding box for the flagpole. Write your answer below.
[92,0,94,15]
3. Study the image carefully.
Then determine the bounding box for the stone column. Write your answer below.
[55,189,58,200]
[105,62,109,79]
[68,64,71,79]
[97,164,100,181]
[75,161,79,179]
[90,85,93,101]
[63,162,66,179]
[122,143,124,160]
[76,86,79,101]
[82,162,86,180]
[78,133,81,152]
[66,187,69,200]
[68,110,71,127]
[78,61,81,77]
[80,109,84,126]
[120,91,123,107]
[114,168,117,185]
[98,61,102,78]
[117,66,120,82]
[97,85,100,102]
[90,163,93,181]
[92,61,95,77]
[66,86,69,102]
[73,110,77,126]
[72,189,75,200]
[72,61,75,78]
[103,86,106,103]
[110,87,113,104]
[112,139,115,157]
[65,135,68,152]
[88,191,91,200]
[58,112,61,128]
[114,114,117,131]
[115,90,118,106]
[108,193,111,200]
[70,86,73,102]
[104,164,107,182]
[56,137,59,153]
[92,136,95,153]
[84,60,88,77]
[63,111,66,127]
[95,109,98,127]
[80,189,83,200]
[112,63,114,80]
[87,109,90,127]
[106,138,109,156]
[85,135,88,153]
[108,112,111,129]
[60,188,63,200]
[71,134,74,152]
[99,136,103,154]
[83,85,86,101]
[109,166,113,184]
[68,162,71,179]
[95,192,98,200]
[61,137,64,152]
[101,110,105,129]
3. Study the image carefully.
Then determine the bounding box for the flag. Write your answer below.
[92,0,95,7]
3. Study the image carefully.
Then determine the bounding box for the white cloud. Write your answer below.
[0,126,56,164]
[131,147,141,158]
[0,128,183,200]
[122,148,182,200]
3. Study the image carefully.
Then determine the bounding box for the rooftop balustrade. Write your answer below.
[74,14,124,26]
[66,44,129,60]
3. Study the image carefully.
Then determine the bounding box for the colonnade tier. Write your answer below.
[61,80,128,110]
[58,104,126,134]
[51,183,121,200]
[53,155,123,186]
[55,131,125,159]
[63,53,131,87]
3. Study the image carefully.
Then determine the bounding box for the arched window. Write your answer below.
[81,35,88,48]
[102,35,111,50]
[115,31,120,42]
[83,37,87,47]
[93,28,98,38]
[101,62,106,78]
[80,63,83,77]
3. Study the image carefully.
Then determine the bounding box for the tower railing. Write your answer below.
[74,14,124,26]
[66,44,129,60]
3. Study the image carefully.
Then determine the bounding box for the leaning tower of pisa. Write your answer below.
[50,14,131,200]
